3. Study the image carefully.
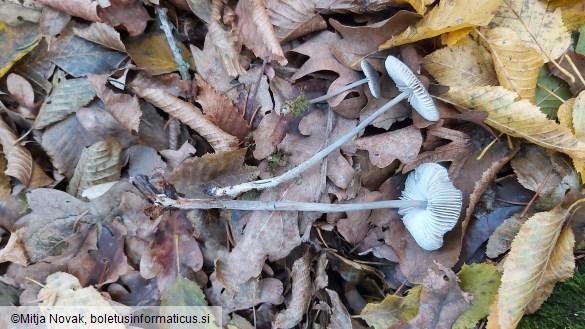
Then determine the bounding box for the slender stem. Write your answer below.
[309,78,369,103]
[156,195,427,212]
[210,91,411,197]
[156,7,190,81]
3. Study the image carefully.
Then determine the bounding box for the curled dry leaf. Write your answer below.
[74,22,126,52]
[130,85,239,152]
[88,74,141,133]
[96,0,149,36]
[495,207,575,328]
[0,227,29,266]
[205,0,245,77]
[160,142,197,171]
[265,0,327,43]
[272,252,312,329]
[67,139,123,198]
[236,0,287,64]
[379,0,500,49]
[355,125,422,168]
[0,118,51,188]
[252,112,289,160]
[485,27,543,102]
[488,0,571,62]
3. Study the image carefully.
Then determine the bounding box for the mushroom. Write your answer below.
[209,55,439,198]
[153,163,462,251]
[308,60,381,103]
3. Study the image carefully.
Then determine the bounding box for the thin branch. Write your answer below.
[156,7,190,81]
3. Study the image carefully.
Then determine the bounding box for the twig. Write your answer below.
[156,7,190,81]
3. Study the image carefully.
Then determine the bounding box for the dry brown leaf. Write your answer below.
[485,27,543,102]
[36,0,99,22]
[485,213,527,259]
[160,142,197,171]
[67,139,123,198]
[74,22,126,52]
[355,126,422,168]
[488,0,571,62]
[272,252,312,329]
[266,0,326,43]
[236,0,287,64]
[76,107,137,148]
[89,74,141,133]
[290,31,366,118]
[195,75,251,141]
[379,0,500,49]
[129,85,239,152]
[390,263,472,329]
[0,227,28,266]
[252,112,290,160]
[313,0,396,14]
[422,37,497,87]
[39,5,70,36]
[0,118,51,188]
[334,188,383,244]
[550,51,585,94]
[444,86,585,169]
[96,0,149,36]
[126,145,167,177]
[497,206,575,328]
[7,73,35,111]
[326,289,352,329]
[185,0,212,23]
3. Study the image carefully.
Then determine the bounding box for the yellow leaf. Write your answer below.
[422,38,497,87]
[484,27,543,102]
[488,0,571,62]
[497,207,575,328]
[379,0,500,49]
[441,27,474,47]
[556,92,585,179]
[557,98,575,131]
[548,0,585,31]
[0,21,40,78]
[444,86,585,160]
[573,91,585,142]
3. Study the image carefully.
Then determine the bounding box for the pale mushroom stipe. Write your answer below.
[154,163,462,251]
[308,60,381,103]
[208,55,440,198]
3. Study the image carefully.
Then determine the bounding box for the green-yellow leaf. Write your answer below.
[379,0,500,49]
[0,21,40,78]
[67,139,122,198]
[443,85,585,162]
[535,65,572,117]
[161,276,207,306]
[454,263,501,329]
[485,27,543,102]
[422,38,497,87]
[496,206,575,328]
[489,0,571,62]
[359,286,421,329]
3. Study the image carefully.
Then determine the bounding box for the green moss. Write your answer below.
[267,151,288,175]
[518,259,585,329]
[285,92,310,117]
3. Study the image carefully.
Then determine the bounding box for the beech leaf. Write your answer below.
[266,0,327,43]
[379,0,500,49]
[495,207,575,328]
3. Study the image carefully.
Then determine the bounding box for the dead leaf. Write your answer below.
[550,51,585,94]
[485,213,527,259]
[496,207,575,328]
[390,263,473,329]
[0,117,52,188]
[548,0,585,31]
[359,286,421,329]
[11,38,54,96]
[355,126,422,168]
[334,188,383,244]
[484,27,543,102]
[76,107,137,149]
[39,5,70,36]
[129,85,239,152]
[140,210,203,294]
[0,227,28,266]
[266,0,327,43]
[7,73,37,119]
[422,38,497,87]
[127,145,167,177]
[89,74,141,133]
[74,22,126,52]
[36,0,99,22]
[96,0,149,36]
[488,0,571,62]
[196,75,251,141]
[252,112,290,160]
[186,0,212,23]
[0,21,40,78]
[160,142,197,171]
[379,0,500,49]
[67,139,123,198]
[0,2,42,25]
[272,252,312,329]
[326,289,352,329]
[236,0,287,64]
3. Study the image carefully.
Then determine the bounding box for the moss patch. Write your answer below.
[518,258,585,329]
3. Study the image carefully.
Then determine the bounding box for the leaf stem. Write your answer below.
[309,78,369,103]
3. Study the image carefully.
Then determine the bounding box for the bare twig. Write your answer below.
[156,7,190,81]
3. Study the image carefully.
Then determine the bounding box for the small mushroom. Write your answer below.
[209,56,439,198]
[398,163,462,250]
[156,162,462,250]
[308,60,380,103]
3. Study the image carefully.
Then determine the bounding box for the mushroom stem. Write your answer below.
[309,78,370,103]
[155,195,427,212]
[209,91,411,198]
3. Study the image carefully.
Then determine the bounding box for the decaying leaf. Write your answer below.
[422,38,498,87]
[266,0,327,43]
[360,286,421,329]
[272,252,312,329]
[162,275,208,306]
[34,76,95,129]
[35,0,99,22]
[379,0,500,49]
[160,142,197,171]
[444,86,585,173]
[74,22,126,52]
[355,126,422,168]
[485,27,543,102]
[95,0,149,36]
[252,112,290,160]
[496,206,575,328]
[486,213,527,259]
[236,0,287,64]
[67,139,123,198]
[326,289,352,329]
[488,0,571,62]
[130,85,239,152]
[89,74,141,133]
[0,227,29,266]
[0,21,40,78]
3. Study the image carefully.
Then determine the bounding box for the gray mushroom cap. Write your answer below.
[398,163,462,251]
[385,56,439,121]
[360,60,381,98]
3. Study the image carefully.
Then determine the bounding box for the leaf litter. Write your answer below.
[0,1,584,328]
